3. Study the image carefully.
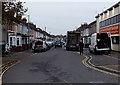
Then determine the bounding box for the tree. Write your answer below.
[2,1,28,23]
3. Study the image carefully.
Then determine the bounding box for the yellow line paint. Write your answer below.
[82,54,120,77]
[0,61,21,85]
[0,52,38,84]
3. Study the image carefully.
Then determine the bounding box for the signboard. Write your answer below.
[99,24,119,34]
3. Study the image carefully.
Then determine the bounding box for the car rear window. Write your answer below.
[35,41,43,45]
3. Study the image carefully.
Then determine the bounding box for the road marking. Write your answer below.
[0,61,20,85]
[31,53,37,56]
[63,80,73,85]
[63,80,69,83]
[82,54,120,77]
[0,53,38,84]
[99,65,120,73]
[89,81,104,83]
[76,52,120,77]
[87,56,95,67]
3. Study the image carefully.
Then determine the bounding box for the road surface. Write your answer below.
[2,47,119,83]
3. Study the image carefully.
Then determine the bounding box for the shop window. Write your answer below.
[112,36,119,44]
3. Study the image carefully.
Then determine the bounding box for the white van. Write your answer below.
[89,32,111,54]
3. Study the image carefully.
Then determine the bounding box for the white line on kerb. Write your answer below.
[88,56,95,66]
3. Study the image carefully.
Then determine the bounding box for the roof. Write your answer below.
[95,1,120,18]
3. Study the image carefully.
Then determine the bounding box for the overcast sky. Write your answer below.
[23,1,118,35]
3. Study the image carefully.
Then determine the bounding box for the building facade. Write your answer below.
[7,20,30,51]
[96,1,120,51]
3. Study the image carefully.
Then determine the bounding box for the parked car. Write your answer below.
[32,40,48,52]
[42,41,48,51]
[46,40,54,49]
[32,40,43,52]
[55,41,62,48]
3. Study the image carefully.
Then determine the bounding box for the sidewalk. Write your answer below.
[2,50,33,64]
[0,49,34,75]
[83,48,120,74]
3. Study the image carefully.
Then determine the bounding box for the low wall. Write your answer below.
[10,44,30,52]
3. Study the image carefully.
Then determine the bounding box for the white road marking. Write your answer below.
[89,81,104,83]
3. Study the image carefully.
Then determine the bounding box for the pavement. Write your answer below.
[82,48,120,75]
[0,49,34,75]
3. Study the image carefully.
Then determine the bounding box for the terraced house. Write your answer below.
[7,18,30,51]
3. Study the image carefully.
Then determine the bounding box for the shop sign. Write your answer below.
[99,24,119,34]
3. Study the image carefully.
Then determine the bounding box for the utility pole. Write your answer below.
[0,1,2,58]
[0,2,7,56]
[28,15,30,48]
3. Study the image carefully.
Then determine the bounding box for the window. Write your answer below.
[100,22,102,28]
[17,38,19,46]
[112,36,119,44]
[113,16,116,24]
[102,21,104,27]
[107,19,109,26]
[118,14,120,22]
[10,37,12,46]
[108,18,111,25]
[104,20,106,26]
[116,15,119,23]
[105,20,108,26]
[111,17,114,24]
[100,14,120,28]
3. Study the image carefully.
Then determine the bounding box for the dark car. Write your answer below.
[55,41,62,48]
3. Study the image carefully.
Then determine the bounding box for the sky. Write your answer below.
[23,1,119,35]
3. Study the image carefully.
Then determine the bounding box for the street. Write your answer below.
[2,47,118,83]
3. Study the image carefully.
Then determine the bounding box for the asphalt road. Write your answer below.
[2,47,119,83]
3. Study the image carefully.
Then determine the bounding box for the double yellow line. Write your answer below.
[82,54,120,77]
[0,60,20,85]
[0,53,37,85]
